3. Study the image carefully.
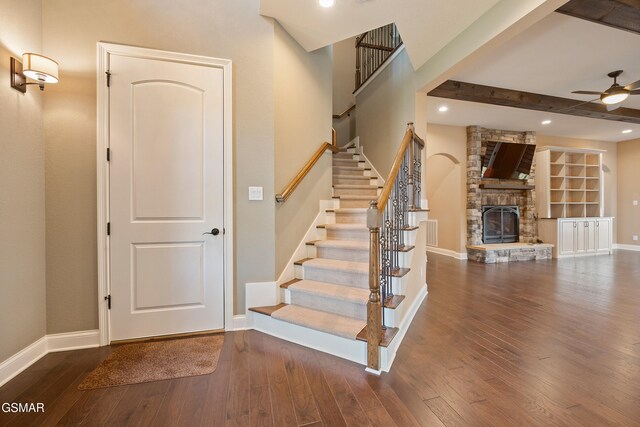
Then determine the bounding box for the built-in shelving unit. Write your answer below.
[535,146,605,219]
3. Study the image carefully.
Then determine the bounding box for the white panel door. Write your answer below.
[109,54,224,341]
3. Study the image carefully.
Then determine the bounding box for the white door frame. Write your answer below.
[96,42,233,346]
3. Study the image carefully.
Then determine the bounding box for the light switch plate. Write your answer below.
[248,186,263,201]
[633,235,639,241]
[633,200,638,206]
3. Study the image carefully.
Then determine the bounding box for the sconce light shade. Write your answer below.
[22,53,59,83]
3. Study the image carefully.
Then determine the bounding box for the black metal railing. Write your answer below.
[355,23,403,90]
[366,123,423,370]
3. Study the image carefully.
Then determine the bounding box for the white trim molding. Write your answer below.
[96,42,234,345]
[0,330,100,387]
[614,244,640,252]
[426,246,468,260]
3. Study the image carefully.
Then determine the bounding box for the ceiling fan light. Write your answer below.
[601,89,629,105]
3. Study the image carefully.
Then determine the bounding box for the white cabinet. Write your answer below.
[539,217,613,258]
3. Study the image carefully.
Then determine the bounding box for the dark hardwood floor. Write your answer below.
[1,251,640,426]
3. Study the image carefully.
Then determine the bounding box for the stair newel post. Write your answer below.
[406,122,416,210]
[367,200,383,371]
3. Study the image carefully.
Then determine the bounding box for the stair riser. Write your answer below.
[317,246,369,263]
[303,266,368,289]
[289,291,366,321]
[339,199,372,208]
[333,168,366,176]
[332,159,362,167]
[335,212,367,224]
[333,188,378,197]
[333,177,375,185]
[333,153,359,160]
[326,228,369,241]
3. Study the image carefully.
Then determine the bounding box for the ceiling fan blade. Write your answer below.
[624,80,640,91]
[572,90,601,95]
[630,89,640,95]
[607,104,621,112]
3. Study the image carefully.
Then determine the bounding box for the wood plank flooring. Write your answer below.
[1,251,640,426]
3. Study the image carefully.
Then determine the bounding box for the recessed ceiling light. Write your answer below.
[541,120,551,125]
[438,106,448,112]
[622,129,632,134]
[319,0,335,7]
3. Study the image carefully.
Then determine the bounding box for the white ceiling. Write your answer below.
[260,0,501,69]
[428,12,640,142]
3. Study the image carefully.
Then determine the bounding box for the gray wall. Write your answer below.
[42,0,277,330]
[0,0,47,361]
[274,23,333,277]
[355,48,416,177]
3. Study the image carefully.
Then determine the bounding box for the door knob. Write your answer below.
[203,228,220,236]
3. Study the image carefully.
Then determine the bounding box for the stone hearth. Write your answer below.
[467,126,542,262]
[467,243,552,263]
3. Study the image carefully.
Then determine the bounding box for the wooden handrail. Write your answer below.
[275,141,338,203]
[332,104,356,120]
[376,125,415,210]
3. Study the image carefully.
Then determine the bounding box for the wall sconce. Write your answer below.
[10,53,59,93]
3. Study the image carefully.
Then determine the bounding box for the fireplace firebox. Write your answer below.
[482,206,519,244]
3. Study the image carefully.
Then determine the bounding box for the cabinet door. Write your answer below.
[585,219,597,252]
[575,221,587,253]
[596,219,612,253]
[559,221,576,255]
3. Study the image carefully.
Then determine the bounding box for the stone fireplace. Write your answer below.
[466,126,537,245]
[466,126,551,263]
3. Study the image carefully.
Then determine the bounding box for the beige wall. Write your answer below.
[425,124,467,254]
[0,0,47,361]
[42,0,277,329]
[355,48,417,177]
[274,23,333,277]
[616,138,640,247]
[332,37,356,146]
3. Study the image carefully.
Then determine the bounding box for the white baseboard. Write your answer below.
[0,337,48,388]
[47,330,100,353]
[233,315,250,331]
[614,244,640,252]
[426,246,468,260]
[0,329,100,387]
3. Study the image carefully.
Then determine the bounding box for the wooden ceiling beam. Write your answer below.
[556,0,640,36]
[428,80,640,125]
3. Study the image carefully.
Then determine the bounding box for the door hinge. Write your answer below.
[106,71,111,87]
[104,294,111,309]
[107,222,111,236]
[106,147,111,161]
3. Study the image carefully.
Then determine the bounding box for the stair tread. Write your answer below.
[333,175,372,180]
[288,280,369,304]
[384,295,406,309]
[333,208,368,213]
[271,305,366,340]
[334,195,377,200]
[323,223,368,230]
[356,326,399,348]
[294,257,313,266]
[303,257,368,274]
[280,278,301,289]
[314,239,369,250]
[248,303,287,316]
[332,184,379,189]
[333,166,371,171]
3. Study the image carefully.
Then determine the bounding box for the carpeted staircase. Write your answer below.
[249,145,428,371]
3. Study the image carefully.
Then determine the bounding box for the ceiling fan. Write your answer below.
[572,70,640,111]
